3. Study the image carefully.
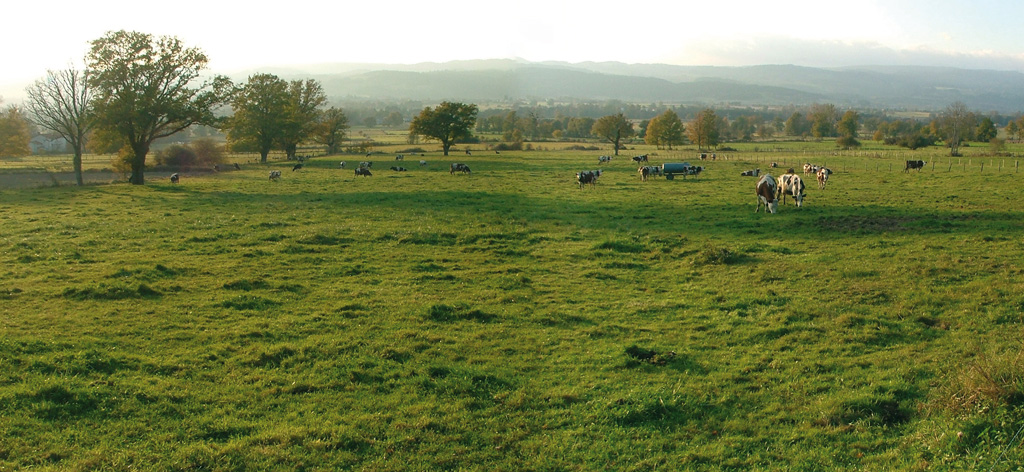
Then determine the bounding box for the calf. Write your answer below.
[777,173,806,208]
[450,163,471,175]
[905,160,925,172]
[170,173,179,184]
[755,174,778,214]
[354,167,372,177]
[269,170,282,181]
[816,167,832,189]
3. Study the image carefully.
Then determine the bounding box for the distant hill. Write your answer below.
[249,60,1024,113]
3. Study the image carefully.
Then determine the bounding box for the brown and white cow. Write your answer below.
[816,167,832,189]
[755,174,778,214]
[777,173,805,208]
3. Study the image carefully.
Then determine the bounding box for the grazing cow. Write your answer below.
[292,163,303,171]
[599,155,613,163]
[339,161,346,169]
[816,167,832,189]
[390,166,407,171]
[755,174,778,214]
[233,163,241,170]
[905,160,926,172]
[465,150,472,155]
[419,160,427,166]
[450,163,471,175]
[354,167,372,177]
[577,170,602,189]
[803,163,822,174]
[170,173,179,184]
[770,162,778,168]
[740,169,760,177]
[632,154,649,163]
[395,154,404,161]
[359,161,373,168]
[213,164,220,172]
[700,153,708,160]
[777,173,806,208]
[269,170,282,181]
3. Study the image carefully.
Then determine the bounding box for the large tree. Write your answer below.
[314,107,350,155]
[225,74,290,163]
[0,104,33,158]
[645,109,686,149]
[688,108,719,151]
[409,101,478,156]
[86,30,232,184]
[24,67,93,185]
[279,79,326,159]
[836,110,860,149]
[940,101,973,157]
[592,113,634,155]
[810,103,839,139]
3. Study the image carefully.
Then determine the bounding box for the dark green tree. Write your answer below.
[225,73,290,163]
[976,117,997,142]
[314,107,349,155]
[409,101,478,156]
[86,30,232,184]
[278,79,326,159]
[645,109,686,149]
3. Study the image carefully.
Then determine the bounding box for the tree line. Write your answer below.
[2,30,1019,185]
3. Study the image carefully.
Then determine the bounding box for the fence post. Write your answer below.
[981,162,985,173]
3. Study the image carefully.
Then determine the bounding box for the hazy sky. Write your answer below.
[3,0,1024,100]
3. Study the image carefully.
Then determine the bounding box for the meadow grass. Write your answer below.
[1,143,1023,470]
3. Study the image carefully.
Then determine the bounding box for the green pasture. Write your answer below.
[1,145,1023,470]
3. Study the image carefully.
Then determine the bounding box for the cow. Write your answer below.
[700,153,708,160]
[390,166,407,171]
[803,163,821,174]
[269,170,282,181]
[395,154,404,161]
[339,161,346,168]
[419,160,427,166]
[905,160,926,172]
[577,170,602,189]
[777,173,806,208]
[632,154,649,163]
[816,167,832,189]
[359,161,373,168]
[450,163,471,175]
[755,174,778,214]
[638,166,651,181]
[354,167,372,177]
[599,155,613,163]
[169,173,179,184]
[233,163,241,170]
[292,163,303,171]
[681,165,703,179]
[741,169,760,177]
[770,162,778,168]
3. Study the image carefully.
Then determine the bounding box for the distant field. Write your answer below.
[1,140,1023,470]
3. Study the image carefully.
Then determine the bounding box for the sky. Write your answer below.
[4,0,1024,101]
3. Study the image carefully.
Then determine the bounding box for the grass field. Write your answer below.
[1,141,1023,471]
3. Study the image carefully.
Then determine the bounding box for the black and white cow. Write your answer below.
[599,155,613,163]
[269,170,282,181]
[777,173,806,208]
[339,161,346,169]
[632,154,649,163]
[170,173,179,184]
[741,169,760,177]
[354,167,372,177]
[577,170,602,189]
[450,163,471,175]
[755,174,778,214]
[905,160,926,172]
[395,154,404,161]
[390,166,407,171]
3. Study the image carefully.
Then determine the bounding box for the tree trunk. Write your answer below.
[73,150,84,186]
[129,143,149,185]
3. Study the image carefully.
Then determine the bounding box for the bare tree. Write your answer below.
[25,67,93,185]
[942,101,972,157]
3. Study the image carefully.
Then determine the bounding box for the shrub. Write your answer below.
[155,144,198,168]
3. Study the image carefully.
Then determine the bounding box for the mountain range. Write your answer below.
[240,59,1024,113]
